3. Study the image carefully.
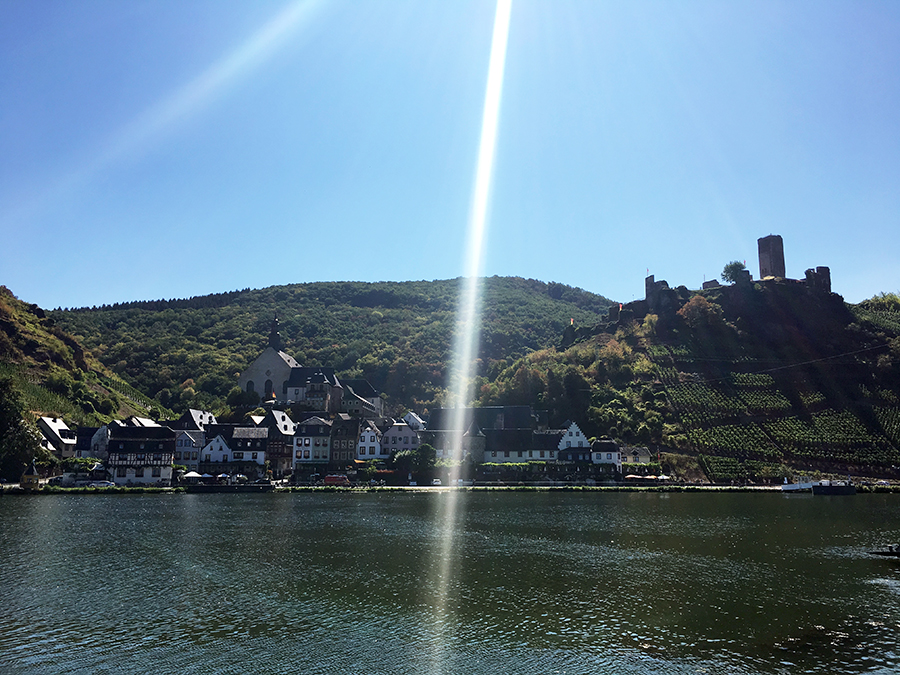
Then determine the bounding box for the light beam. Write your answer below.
[428,1,512,672]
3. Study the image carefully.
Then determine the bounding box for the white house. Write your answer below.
[591,438,622,471]
[200,431,267,479]
[558,422,588,451]
[356,420,383,460]
[403,411,426,431]
[37,417,76,459]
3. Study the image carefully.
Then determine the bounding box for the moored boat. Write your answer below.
[811,480,856,495]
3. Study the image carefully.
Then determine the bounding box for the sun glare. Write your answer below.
[429,1,512,672]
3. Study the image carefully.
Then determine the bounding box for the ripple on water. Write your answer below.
[2,492,900,674]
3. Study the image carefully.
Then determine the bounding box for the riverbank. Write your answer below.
[4,483,900,495]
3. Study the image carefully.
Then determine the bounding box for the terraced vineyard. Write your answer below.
[644,296,900,475]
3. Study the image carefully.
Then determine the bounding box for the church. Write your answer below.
[238,317,380,416]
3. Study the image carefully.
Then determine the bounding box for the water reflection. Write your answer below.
[1,492,899,674]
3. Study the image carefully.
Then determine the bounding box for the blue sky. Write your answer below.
[2,0,898,309]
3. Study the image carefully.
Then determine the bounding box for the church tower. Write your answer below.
[268,314,282,351]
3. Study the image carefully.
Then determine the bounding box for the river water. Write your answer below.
[1,490,898,674]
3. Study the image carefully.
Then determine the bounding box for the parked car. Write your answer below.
[88,481,115,488]
[431,478,442,486]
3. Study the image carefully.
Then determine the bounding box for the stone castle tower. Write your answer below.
[758,235,785,279]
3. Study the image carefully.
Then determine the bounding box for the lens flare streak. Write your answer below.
[429,1,512,672]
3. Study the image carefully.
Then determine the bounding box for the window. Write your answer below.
[234,452,244,460]
[517,451,523,458]
[607,453,612,460]
[491,451,496,458]
[305,438,310,446]
[529,451,533,458]
[566,441,571,448]
[540,451,545,458]
[369,447,375,455]
[568,431,573,436]
[140,443,145,449]
[296,451,303,459]
[222,455,228,462]
[192,452,198,460]
[504,451,510,458]
[303,450,310,459]
[152,467,161,477]
[117,467,126,478]
[154,454,162,462]
[252,452,258,460]
[135,468,144,478]
[205,455,211,462]
[175,452,181,460]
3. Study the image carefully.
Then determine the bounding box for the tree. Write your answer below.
[721,260,747,284]
[0,377,42,482]
[677,295,725,330]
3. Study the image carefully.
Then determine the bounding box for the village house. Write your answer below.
[356,419,383,460]
[254,409,296,478]
[330,413,362,466]
[293,416,332,470]
[623,446,654,465]
[591,437,622,472]
[37,416,77,459]
[199,425,268,479]
[166,408,218,432]
[107,425,176,486]
[340,379,382,417]
[173,429,204,471]
[380,420,419,455]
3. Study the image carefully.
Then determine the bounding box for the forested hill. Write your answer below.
[51,277,615,415]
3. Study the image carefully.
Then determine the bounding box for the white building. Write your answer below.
[403,411,426,431]
[356,420,383,460]
[558,422,588,451]
[37,417,76,459]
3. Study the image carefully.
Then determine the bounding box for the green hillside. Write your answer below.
[476,283,900,478]
[51,277,615,415]
[0,285,176,480]
[0,285,169,426]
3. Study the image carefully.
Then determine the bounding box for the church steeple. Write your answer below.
[268,314,281,351]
